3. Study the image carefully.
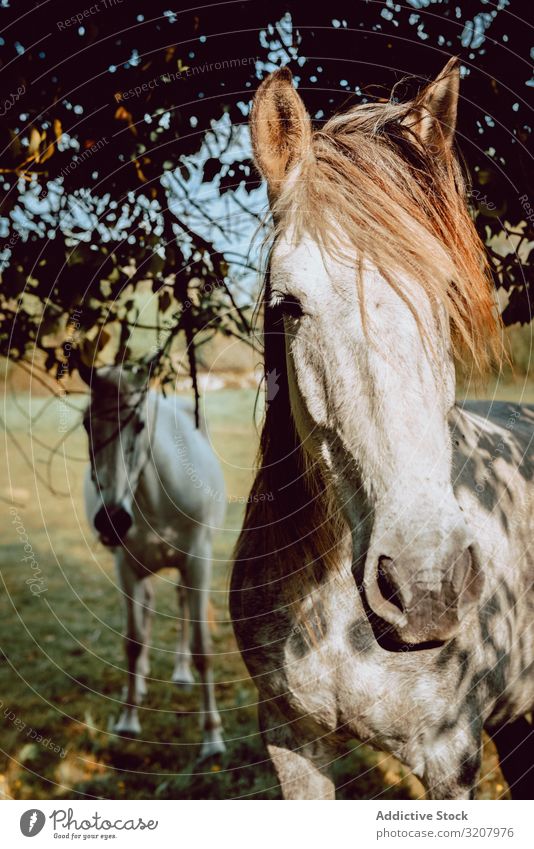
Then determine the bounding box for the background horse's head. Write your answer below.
[80,362,150,547]
[251,63,502,645]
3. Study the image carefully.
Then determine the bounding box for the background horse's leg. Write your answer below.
[184,531,225,760]
[113,553,147,736]
[490,715,534,799]
[135,576,154,700]
[259,703,335,799]
[171,581,194,689]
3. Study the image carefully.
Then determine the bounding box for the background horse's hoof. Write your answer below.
[173,680,193,693]
[198,732,226,761]
[114,713,142,737]
[172,671,194,692]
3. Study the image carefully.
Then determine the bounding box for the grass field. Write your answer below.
[1,377,533,800]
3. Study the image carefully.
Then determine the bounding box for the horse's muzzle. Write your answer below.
[363,543,484,646]
[94,504,133,546]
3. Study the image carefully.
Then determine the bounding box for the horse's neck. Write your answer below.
[133,396,170,504]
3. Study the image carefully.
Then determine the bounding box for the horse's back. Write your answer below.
[451,399,534,497]
[163,394,208,436]
[145,392,226,526]
[452,397,534,519]
[457,399,534,445]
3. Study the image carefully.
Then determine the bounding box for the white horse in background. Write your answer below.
[80,362,226,760]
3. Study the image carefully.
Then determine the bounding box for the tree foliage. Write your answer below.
[0,0,531,388]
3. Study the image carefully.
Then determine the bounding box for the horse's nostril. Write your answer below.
[94,505,132,544]
[94,507,106,534]
[377,556,404,614]
[455,544,484,610]
[114,509,132,538]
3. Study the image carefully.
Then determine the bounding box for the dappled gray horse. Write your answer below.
[81,363,226,758]
[232,63,534,798]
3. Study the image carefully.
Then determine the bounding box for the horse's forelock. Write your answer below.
[270,96,502,375]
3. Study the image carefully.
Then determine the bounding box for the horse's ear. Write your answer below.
[405,57,460,152]
[74,345,94,386]
[75,330,111,389]
[76,355,93,386]
[250,67,312,199]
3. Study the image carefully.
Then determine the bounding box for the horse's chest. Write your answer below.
[282,609,438,747]
[121,514,197,573]
[283,625,395,740]
[234,574,427,745]
[232,561,534,766]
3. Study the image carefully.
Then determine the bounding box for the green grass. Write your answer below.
[2,381,531,800]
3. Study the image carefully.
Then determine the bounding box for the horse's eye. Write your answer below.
[280,295,304,319]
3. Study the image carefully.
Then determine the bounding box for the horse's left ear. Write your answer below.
[405,57,460,152]
[250,67,312,200]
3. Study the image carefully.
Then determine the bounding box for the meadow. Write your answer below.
[1,374,533,800]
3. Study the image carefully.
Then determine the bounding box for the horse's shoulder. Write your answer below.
[147,391,203,432]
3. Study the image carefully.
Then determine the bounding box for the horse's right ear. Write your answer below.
[404,57,460,153]
[75,331,112,387]
[250,67,312,200]
[77,360,92,386]
[74,344,99,388]
[72,349,92,385]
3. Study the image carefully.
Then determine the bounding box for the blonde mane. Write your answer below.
[272,96,502,373]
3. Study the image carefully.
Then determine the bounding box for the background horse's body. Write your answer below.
[232,401,534,798]
[83,374,226,758]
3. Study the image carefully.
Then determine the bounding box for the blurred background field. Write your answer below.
[1,327,532,800]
